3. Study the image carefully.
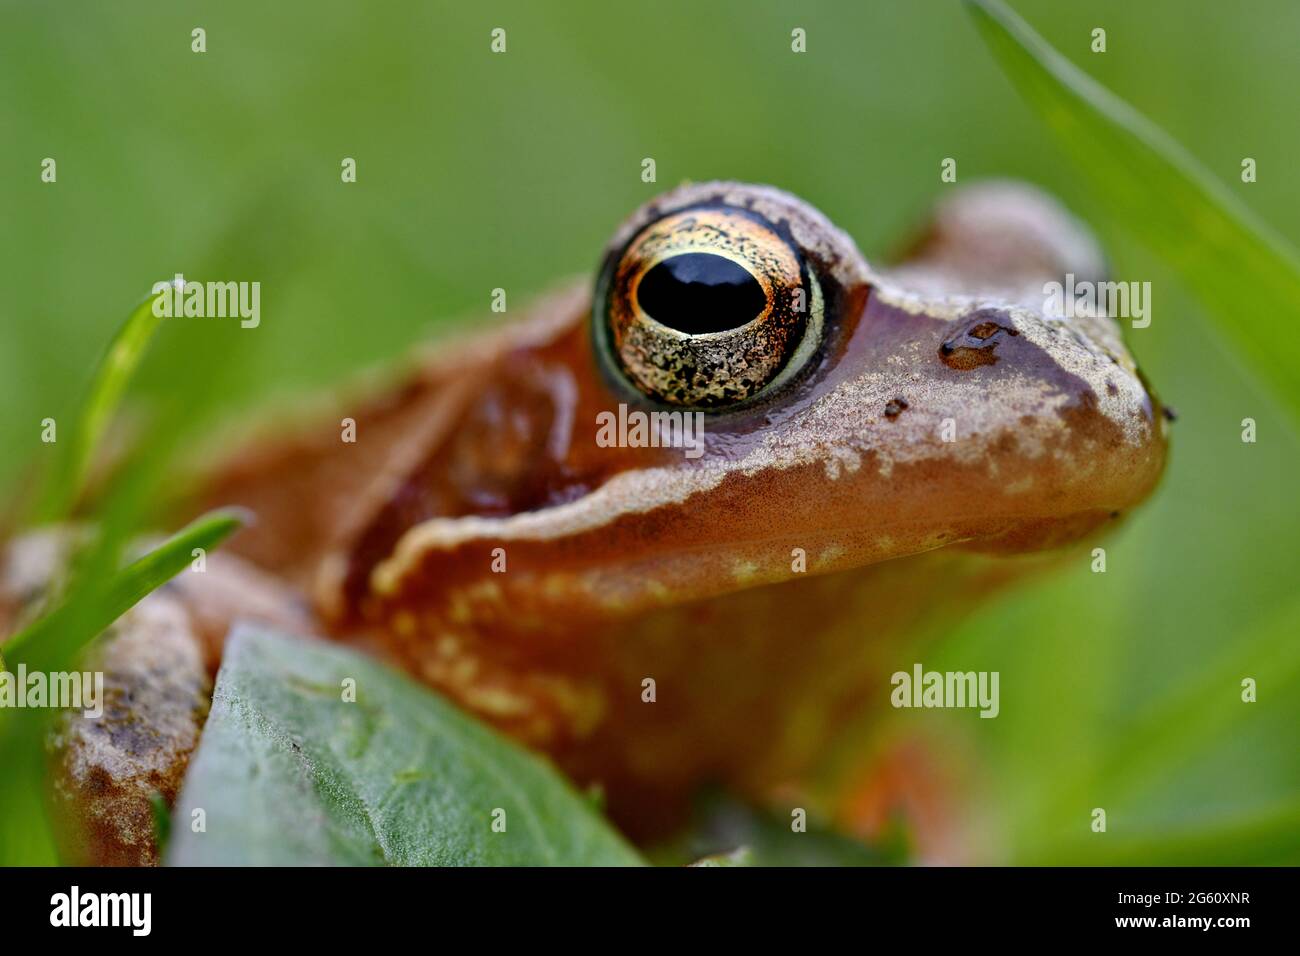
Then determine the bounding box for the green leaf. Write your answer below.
[166,627,644,866]
[2,508,244,672]
[966,0,1300,425]
[38,289,168,521]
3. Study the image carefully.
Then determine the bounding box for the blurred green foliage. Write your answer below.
[1,1,1296,863]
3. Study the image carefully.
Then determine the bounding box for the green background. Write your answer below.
[2,1,1296,863]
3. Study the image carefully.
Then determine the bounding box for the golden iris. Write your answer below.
[598,206,824,408]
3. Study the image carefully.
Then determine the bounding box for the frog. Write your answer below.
[3,180,1168,861]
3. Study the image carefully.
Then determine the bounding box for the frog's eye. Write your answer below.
[595,205,825,409]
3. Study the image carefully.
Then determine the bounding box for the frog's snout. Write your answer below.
[938,295,1170,537]
[839,244,1167,560]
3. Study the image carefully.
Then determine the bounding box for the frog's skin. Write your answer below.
[189,181,1167,839]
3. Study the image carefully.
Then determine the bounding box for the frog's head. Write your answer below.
[366,182,1168,625]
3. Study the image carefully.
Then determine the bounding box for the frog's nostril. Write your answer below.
[636,252,767,334]
[967,320,1008,341]
[939,309,1019,370]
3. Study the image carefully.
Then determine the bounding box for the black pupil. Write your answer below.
[636,252,767,334]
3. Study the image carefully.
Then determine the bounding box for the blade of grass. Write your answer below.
[2,267,248,863]
[36,287,168,522]
[2,288,172,864]
[966,0,1300,425]
[0,507,243,864]
[0,723,59,865]
[3,508,245,672]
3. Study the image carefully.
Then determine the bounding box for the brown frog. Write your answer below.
[7,181,1169,859]
[195,180,1167,831]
